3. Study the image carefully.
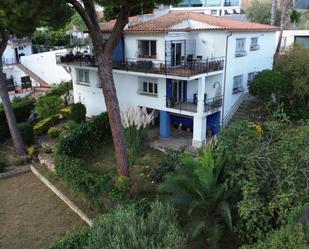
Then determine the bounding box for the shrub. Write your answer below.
[11,156,30,166]
[121,107,153,155]
[59,108,71,119]
[54,155,111,202]
[241,223,308,249]
[0,161,6,173]
[249,70,292,103]
[0,97,34,141]
[214,119,309,243]
[85,201,187,249]
[48,127,61,138]
[35,95,64,121]
[115,176,130,192]
[33,117,54,136]
[27,146,35,157]
[153,149,181,183]
[56,113,110,157]
[159,149,232,249]
[18,122,34,146]
[48,230,89,249]
[46,81,73,106]
[70,103,86,123]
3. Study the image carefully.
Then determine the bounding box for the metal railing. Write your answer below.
[166,95,223,113]
[56,52,224,77]
[113,57,224,77]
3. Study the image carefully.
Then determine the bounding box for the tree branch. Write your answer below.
[103,5,130,58]
[65,0,96,35]
[82,0,101,32]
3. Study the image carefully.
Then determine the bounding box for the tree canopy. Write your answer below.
[246,0,280,25]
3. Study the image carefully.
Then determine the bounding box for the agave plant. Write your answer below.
[121,106,154,155]
[159,148,232,249]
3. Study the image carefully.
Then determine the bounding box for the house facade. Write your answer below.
[276,30,309,51]
[56,11,277,148]
[2,38,32,65]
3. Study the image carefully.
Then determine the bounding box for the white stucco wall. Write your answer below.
[3,66,27,86]
[20,49,72,85]
[223,31,276,119]
[2,43,32,64]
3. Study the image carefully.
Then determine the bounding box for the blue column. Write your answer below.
[160,111,171,138]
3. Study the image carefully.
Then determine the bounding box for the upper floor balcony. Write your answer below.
[56,52,224,78]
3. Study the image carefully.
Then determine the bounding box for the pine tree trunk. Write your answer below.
[271,0,277,26]
[95,49,129,177]
[0,61,26,155]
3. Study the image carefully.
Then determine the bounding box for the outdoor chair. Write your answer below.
[6,78,16,93]
[21,76,32,91]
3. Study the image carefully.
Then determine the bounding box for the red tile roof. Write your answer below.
[100,11,278,33]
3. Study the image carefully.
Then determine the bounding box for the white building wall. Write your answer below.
[20,49,72,85]
[3,66,27,86]
[275,30,309,51]
[223,31,276,120]
[124,34,166,60]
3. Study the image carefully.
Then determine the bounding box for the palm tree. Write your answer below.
[159,149,232,249]
[290,9,302,28]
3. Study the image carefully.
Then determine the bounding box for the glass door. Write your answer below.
[172,80,183,103]
[171,42,182,66]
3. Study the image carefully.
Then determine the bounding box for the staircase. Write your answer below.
[16,63,50,87]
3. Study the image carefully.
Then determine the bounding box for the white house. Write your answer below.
[56,11,277,148]
[2,38,32,65]
[276,30,309,51]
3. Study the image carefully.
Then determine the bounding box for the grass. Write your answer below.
[0,172,86,249]
[0,139,30,166]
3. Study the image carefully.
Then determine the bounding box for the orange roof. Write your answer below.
[100,11,278,33]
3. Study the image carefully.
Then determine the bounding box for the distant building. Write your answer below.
[294,0,309,9]
[2,38,32,65]
[159,0,243,16]
[276,30,309,51]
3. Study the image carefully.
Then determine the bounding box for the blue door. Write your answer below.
[207,111,221,135]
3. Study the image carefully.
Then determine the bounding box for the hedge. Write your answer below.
[18,122,34,146]
[0,97,34,141]
[56,112,111,157]
[70,103,86,123]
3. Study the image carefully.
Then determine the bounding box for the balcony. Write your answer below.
[56,52,224,78]
[166,95,223,113]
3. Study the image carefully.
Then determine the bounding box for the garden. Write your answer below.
[0,45,308,249]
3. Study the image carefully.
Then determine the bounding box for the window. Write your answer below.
[247,72,256,85]
[211,10,218,15]
[235,38,247,57]
[76,69,90,85]
[139,78,158,95]
[233,75,244,94]
[250,37,260,51]
[18,46,24,50]
[138,40,156,58]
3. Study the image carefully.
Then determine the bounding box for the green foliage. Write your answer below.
[290,9,302,25]
[10,155,30,166]
[48,230,89,249]
[55,155,111,202]
[33,30,47,45]
[275,45,309,103]
[27,146,36,157]
[214,119,309,243]
[35,95,64,120]
[46,81,73,106]
[0,97,34,141]
[249,70,292,103]
[70,103,86,124]
[18,122,34,146]
[241,224,308,249]
[153,149,181,183]
[65,12,86,32]
[33,117,54,136]
[115,175,130,192]
[0,161,6,173]
[56,113,111,157]
[85,201,187,249]
[159,149,232,249]
[48,29,70,47]
[246,0,279,25]
[48,127,61,138]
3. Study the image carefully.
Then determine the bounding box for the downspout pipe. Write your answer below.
[221,31,232,128]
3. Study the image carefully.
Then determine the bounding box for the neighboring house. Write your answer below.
[2,38,32,65]
[276,30,309,51]
[56,11,277,148]
[20,49,72,85]
[161,0,243,16]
